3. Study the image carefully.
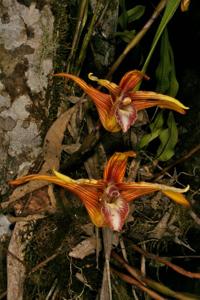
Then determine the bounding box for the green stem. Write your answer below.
[75,1,100,76]
[66,0,88,73]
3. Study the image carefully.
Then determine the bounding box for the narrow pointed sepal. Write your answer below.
[88,73,120,96]
[10,172,105,228]
[54,72,114,128]
[162,190,190,207]
[104,151,136,183]
[120,181,190,207]
[119,70,149,93]
[131,91,189,114]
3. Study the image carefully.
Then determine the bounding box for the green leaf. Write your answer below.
[167,39,179,97]
[139,111,164,148]
[139,129,161,148]
[115,30,136,43]
[150,111,164,132]
[126,5,145,23]
[156,112,178,161]
[118,5,145,29]
[119,0,128,30]
[142,0,181,74]
[155,28,179,97]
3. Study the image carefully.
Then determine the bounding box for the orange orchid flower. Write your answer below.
[54,70,189,133]
[181,0,190,12]
[10,152,190,231]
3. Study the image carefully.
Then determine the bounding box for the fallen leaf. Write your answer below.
[62,143,81,154]
[69,237,101,259]
[66,102,84,141]
[81,223,95,236]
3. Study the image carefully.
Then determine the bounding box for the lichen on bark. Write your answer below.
[0,0,54,195]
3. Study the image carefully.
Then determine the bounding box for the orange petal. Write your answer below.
[104,151,136,183]
[10,174,105,227]
[119,70,149,93]
[119,182,190,207]
[54,73,112,128]
[130,91,189,114]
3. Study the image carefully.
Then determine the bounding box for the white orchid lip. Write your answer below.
[101,196,129,231]
[100,184,130,231]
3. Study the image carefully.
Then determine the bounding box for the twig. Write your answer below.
[106,0,167,79]
[45,278,58,300]
[7,249,26,267]
[152,144,200,180]
[111,268,166,300]
[112,251,146,285]
[112,251,200,300]
[27,248,62,276]
[132,244,200,279]
[7,214,47,223]
[119,236,128,262]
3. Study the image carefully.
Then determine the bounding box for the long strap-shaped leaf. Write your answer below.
[142,0,181,74]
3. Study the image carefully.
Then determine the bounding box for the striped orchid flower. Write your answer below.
[54,70,189,133]
[10,151,190,231]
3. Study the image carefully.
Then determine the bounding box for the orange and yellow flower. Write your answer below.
[10,152,190,231]
[54,70,189,133]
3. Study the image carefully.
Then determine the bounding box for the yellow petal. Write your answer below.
[104,151,136,183]
[162,190,190,207]
[130,91,189,114]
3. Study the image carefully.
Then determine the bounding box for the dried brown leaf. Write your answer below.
[66,103,84,141]
[62,143,81,154]
[69,237,101,259]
